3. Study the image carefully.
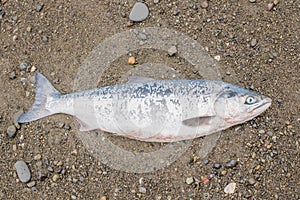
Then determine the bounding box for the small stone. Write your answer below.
[30,66,36,73]
[173,10,179,16]
[259,130,265,134]
[7,125,16,137]
[186,177,194,185]
[42,36,48,42]
[13,35,18,41]
[154,0,160,3]
[273,0,279,5]
[15,161,31,183]
[128,56,136,65]
[34,154,42,160]
[37,171,47,181]
[9,71,16,79]
[224,182,236,194]
[249,0,256,2]
[20,62,28,70]
[213,163,221,169]
[201,176,210,185]
[27,181,36,187]
[268,3,275,10]
[52,174,59,182]
[214,55,221,61]
[248,177,256,185]
[250,38,257,47]
[47,166,54,172]
[100,196,107,200]
[71,195,76,200]
[137,33,147,40]
[139,187,147,194]
[36,3,44,12]
[225,159,238,168]
[26,26,32,32]
[200,1,209,9]
[203,159,209,165]
[168,46,177,56]
[129,2,149,22]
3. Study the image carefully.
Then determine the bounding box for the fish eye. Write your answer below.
[245,96,257,105]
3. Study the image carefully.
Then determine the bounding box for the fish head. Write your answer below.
[214,85,272,124]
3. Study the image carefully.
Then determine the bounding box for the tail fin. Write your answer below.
[18,71,61,123]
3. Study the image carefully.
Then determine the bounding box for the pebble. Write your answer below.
[139,187,147,194]
[201,176,210,185]
[249,0,256,2]
[250,38,257,47]
[14,161,31,183]
[203,159,209,165]
[27,181,36,187]
[36,3,44,12]
[248,177,256,185]
[225,159,238,168]
[213,163,221,169]
[186,177,194,185]
[224,182,236,194]
[71,195,77,200]
[214,55,221,61]
[42,36,48,42]
[168,46,177,56]
[259,130,265,134]
[100,196,107,200]
[34,154,42,160]
[200,1,209,9]
[20,62,28,70]
[9,71,16,79]
[128,56,136,65]
[129,2,149,22]
[7,125,16,137]
[37,171,47,181]
[52,174,59,182]
[154,0,160,3]
[268,3,275,10]
[26,26,32,32]
[137,33,147,40]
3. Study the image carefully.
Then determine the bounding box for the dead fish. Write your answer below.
[18,72,271,142]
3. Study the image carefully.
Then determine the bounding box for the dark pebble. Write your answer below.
[225,160,238,168]
[213,163,221,169]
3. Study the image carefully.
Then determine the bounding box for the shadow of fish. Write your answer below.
[18,72,271,142]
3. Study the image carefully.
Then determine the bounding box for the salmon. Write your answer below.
[18,72,271,142]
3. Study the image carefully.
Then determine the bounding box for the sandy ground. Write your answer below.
[0,0,299,199]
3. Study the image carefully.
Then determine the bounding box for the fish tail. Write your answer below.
[18,71,61,123]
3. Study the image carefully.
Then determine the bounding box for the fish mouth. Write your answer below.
[251,97,272,113]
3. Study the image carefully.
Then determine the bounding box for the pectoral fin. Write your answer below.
[182,116,214,127]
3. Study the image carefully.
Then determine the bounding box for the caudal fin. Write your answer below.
[18,71,61,123]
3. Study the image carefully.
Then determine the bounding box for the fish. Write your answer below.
[18,71,272,142]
